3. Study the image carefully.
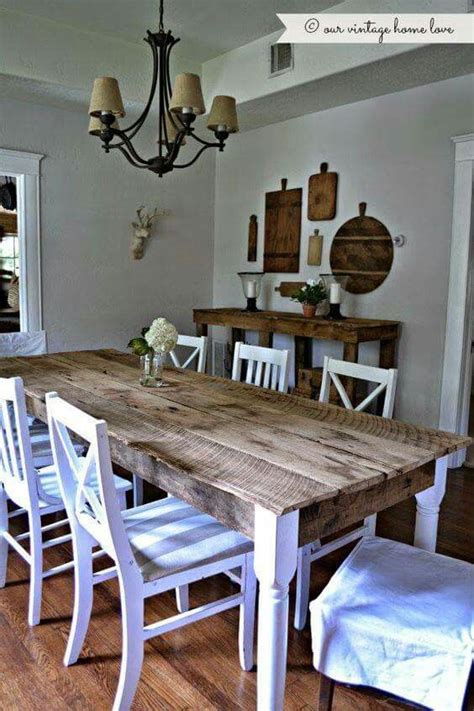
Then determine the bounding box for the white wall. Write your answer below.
[213,75,474,427]
[0,99,215,353]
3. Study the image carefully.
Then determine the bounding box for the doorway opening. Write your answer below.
[0,176,20,333]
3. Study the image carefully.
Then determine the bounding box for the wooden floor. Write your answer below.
[0,467,472,711]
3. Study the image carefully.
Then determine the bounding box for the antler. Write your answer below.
[135,205,163,228]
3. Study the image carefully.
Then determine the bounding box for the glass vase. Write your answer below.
[139,353,164,387]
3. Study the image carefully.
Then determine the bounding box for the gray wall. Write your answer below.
[0,99,215,353]
[212,75,474,427]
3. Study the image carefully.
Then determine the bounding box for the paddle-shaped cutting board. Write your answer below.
[330,202,394,294]
[264,178,302,273]
[307,162,338,221]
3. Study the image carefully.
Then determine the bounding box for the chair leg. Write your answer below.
[175,585,189,613]
[27,509,43,627]
[0,485,8,588]
[114,571,144,711]
[118,491,128,511]
[294,544,312,630]
[132,475,143,507]
[64,534,94,666]
[365,513,377,536]
[239,553,257,671]
[317,674,336,711]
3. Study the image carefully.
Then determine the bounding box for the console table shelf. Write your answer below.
[193,307,400,401]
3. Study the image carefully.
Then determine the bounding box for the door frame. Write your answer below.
[439,133,474,467]
[0,148,43,333]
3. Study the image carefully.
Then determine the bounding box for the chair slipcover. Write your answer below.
[310,536,473,711]
[0,331,46,357]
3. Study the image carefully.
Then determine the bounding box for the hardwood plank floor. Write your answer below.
[0,467,472,710]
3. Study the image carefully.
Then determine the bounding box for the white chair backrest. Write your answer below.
[169,335,208,373]
[46,393,132,565]
[0,331,46,357]
[319,356,397,418]
[0,376,58,510]
[231,342,289,394]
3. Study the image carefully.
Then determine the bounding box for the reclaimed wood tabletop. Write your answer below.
[0,348,469,710]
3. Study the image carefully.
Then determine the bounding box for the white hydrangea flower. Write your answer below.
[307,279,317,286]
[145,317,178,354]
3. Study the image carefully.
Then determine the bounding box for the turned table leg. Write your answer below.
[414,455,448,552]
[254,506,299,711]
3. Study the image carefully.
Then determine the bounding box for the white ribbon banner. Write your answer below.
[277,14,474,44]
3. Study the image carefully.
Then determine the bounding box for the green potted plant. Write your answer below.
[291,279,327,318]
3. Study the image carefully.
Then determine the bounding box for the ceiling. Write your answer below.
[0,0,340,66]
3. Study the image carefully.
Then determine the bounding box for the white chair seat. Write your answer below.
[310,536,473,711]
[123,497,252,582]
[37,462,131,508]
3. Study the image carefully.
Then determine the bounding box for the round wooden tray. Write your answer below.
[330,202,394,294]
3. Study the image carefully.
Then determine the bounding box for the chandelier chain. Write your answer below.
[159,0,164,31]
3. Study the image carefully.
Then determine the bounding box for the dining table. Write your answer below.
[0,349,469,710]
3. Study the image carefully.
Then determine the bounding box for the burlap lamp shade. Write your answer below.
[207,96,239,133]
[169,73,205,115]
[88,116,120,135]
[157,114,186,145]
[89,77,125,118]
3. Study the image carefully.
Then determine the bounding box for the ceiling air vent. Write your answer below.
[269,42,293,78]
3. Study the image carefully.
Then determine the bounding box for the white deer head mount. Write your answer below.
[131,205,167,260]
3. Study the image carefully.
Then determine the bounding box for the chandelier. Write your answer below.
[88,0,238,177]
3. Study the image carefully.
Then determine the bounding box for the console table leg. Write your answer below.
[343,342,359,402]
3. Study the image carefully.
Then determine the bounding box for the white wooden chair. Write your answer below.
[132,334,209,508]
[46,392,257,711]
[311,537,473,711]
[169,334,208,373]
[294,356,398,630]
[232,341,290,393]
[0,377,131,626]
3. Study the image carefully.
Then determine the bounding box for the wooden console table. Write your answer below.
[193,308,400,401]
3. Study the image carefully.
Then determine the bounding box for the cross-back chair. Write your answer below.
[294,356,398,630]
[47,392,256,711]
[232,341,290,393]
[0,377,131,626]
[169,334,208,373]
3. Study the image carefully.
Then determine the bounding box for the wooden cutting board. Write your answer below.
[330,202,394,294]
[247,214,258,262]
[274,281,306,297]
[308,162,338,221]
[264,179,302,273]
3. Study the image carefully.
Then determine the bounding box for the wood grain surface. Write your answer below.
[307,163,338,221]
[247,214,258,262]
[264,179,302,273]
[0,351,467,542]
[330,202,394,294]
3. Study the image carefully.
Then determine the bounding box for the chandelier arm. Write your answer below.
[173,144,215,169]
[121,34,160,139]
[105,130,150,165]
[114,145,152,169]
[187,131,223,148]
[165,130,187,164]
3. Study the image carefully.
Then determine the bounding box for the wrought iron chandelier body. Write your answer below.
[88,0,238,177]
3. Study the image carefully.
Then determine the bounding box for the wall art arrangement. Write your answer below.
[244,160,402,298]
